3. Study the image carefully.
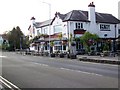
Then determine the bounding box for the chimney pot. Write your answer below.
[31,17,35,20]
[92,2,94,5]
[88,2,95,7]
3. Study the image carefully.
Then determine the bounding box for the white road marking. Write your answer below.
[0,56,7,58]
[60,68,103,76]
[49,58,55,59]
[0,76,21,90]
[0,79,13,90]
[34,63,49,67]
[33,62,103,77]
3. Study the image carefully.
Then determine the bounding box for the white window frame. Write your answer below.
[41,27,48,34]
[53,24,62,33]
[100,24,110,31]
[44,27,48,34]
[75,23,83,29]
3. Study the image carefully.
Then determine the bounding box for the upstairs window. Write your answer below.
[75,23,83,29]
[42,27,48,34]
[100,24,110,31]
[44,28,48,34]
[54,25,62,33]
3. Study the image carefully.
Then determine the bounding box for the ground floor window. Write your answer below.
[35,45,37,50]
[76,42,83,50]
[45,45,47,50]
[63,45,66,50]
[54,46,62,50]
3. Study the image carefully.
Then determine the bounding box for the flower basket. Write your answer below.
[70,54,77,59]
[50,53,55,57]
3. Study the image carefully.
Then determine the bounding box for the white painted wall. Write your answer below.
[88,7,96,23]
[95,23,118,38]
[32,20,119,40]
[88,4,96,34]
[66,21,119,39]
[29,15,119,40]
[0,36,3,46]
[51,16,68,39]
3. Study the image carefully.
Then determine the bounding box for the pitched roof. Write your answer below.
[57,10,120,24]
[34,19,53,28]
[33,10,120,28]
[96,12,120,24]
[57,12,67,20]
[63,10,89,22]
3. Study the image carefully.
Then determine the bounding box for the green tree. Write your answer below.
[80,32,99,52]
[7,26,25,51]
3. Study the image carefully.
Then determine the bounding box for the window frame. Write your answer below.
[100,24,111,31]
[75,23,83,29]
[53,24,62,33]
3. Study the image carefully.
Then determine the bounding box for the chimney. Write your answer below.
[88,2,96,23]
[88,2,95,7]
[30,16,36,38]
[30,16,36,25]
[88,2,96,33]
[118,1,120,20]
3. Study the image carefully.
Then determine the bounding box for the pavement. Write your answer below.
[77,55,120,65]
[15,51,120,65]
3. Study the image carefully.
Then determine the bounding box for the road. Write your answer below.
[0,52,119,89]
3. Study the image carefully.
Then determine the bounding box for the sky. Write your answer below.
[0,0,120,35]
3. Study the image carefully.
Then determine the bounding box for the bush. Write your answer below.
[103,44,109,51]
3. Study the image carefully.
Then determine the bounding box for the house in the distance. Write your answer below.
[0,34,9,49]
[28,2,120,53]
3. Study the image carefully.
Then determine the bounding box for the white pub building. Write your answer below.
[28,2,120,53]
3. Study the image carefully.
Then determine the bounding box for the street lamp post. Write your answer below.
[41,1,51,55]
[114,24,117,52]
[20,36,22,50]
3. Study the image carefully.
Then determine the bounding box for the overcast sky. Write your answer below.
[0,0,119,35]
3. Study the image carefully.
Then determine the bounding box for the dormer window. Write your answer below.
[100,24,110,31]
[75,23,83,29]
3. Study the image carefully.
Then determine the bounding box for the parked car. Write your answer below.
[76,49,85,55]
